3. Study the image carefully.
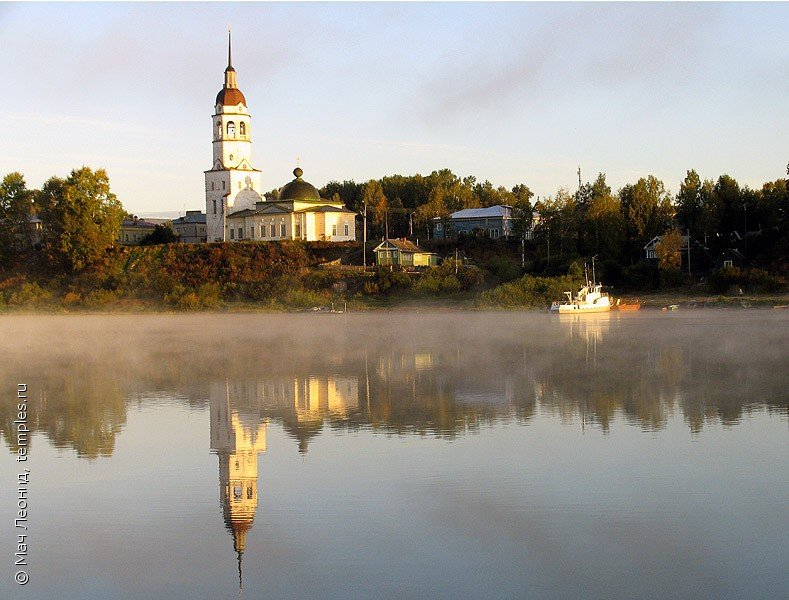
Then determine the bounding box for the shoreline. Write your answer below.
[1,291,787,315]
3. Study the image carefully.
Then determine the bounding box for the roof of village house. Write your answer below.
[443,205,513,220]
[374,238,433,254]
[121,218,159,229]
[644,234,689,250]
[172,211,206,225]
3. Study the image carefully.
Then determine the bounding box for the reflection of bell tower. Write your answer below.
[210,381,267,593]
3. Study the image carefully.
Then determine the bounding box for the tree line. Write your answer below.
[1,164,786,284]
[319,167,787,278]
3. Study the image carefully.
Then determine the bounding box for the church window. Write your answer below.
[238,227,242,239]
[280,223,286,237]
[212,199,216,214]
[270,224,276,237]
[250,226,254,239]
[344,224,349,236]
[295,223,301,237]
[240,122,246,136]
[227,121,235,137]
[260,224,265,238]
[332,224,337,237]
[230,228,235,239]
[222,181,225,190]
[211,182,215,190]
[233,485,242,500]
[247,486,253,499]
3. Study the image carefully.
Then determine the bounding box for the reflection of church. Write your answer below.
[209,382,267,592]
[225,375,359,454]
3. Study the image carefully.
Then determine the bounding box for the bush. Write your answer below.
[6,282,53,306]
[412,260,482,296]
[708,267,784,294]
[484,255,521,283]
[164,282,221,309]
[477,273,582,308]
[659,268,687,289]
[82,288,119,308]
[621,261,659,291]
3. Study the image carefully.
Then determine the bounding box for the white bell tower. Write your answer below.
[205,30,262,242]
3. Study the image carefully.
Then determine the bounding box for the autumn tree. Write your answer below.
[655,228,684,271]
[37,167,125,272]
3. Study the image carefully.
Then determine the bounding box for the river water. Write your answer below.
[1,311,787,599]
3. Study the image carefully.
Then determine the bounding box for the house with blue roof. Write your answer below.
[171,210,207,243]
[433,205,514,240]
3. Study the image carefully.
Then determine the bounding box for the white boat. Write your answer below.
[550,282,612,314]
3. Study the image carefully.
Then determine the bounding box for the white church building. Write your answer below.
[205,34,356,243]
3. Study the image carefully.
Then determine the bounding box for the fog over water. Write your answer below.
[1,311,787,599]
[2,311,786,453]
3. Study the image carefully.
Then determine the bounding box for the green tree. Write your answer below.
[675,169,703,237]
[0,172,36,265]
[510,183,534,240]
[619,175,674,260]
[713,174,744,253]
[363,180,389,238]
[141,224,178,245]
[321,180,365,212]
[38,167,125,272]
[414,186,450,238]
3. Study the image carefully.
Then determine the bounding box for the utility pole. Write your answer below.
[521,236,525,269]
[743,202,747,261]
[362,199,367,269]
[687,230,691,276]
[222,196,226,242]
[577,166,582,194]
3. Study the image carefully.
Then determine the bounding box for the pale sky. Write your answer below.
[0,2,786,216]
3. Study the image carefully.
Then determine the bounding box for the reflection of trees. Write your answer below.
[0,314,785,458]
[0,359,127,458]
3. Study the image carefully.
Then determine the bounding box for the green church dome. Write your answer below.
[279,168,321,201]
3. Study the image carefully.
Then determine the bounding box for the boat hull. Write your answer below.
[556,304,611,314]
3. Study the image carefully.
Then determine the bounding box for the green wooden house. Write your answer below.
[374,239,440,267]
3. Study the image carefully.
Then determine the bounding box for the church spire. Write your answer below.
[224,28,237,89]
[227,28,233,70]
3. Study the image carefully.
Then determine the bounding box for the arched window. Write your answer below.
[239,122,246,136]
[226,121,235,137]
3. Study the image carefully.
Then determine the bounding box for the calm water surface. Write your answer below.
[1,311,787,599]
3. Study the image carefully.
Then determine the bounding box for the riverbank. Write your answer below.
[1,243,785,313]
[2,290,787,314]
